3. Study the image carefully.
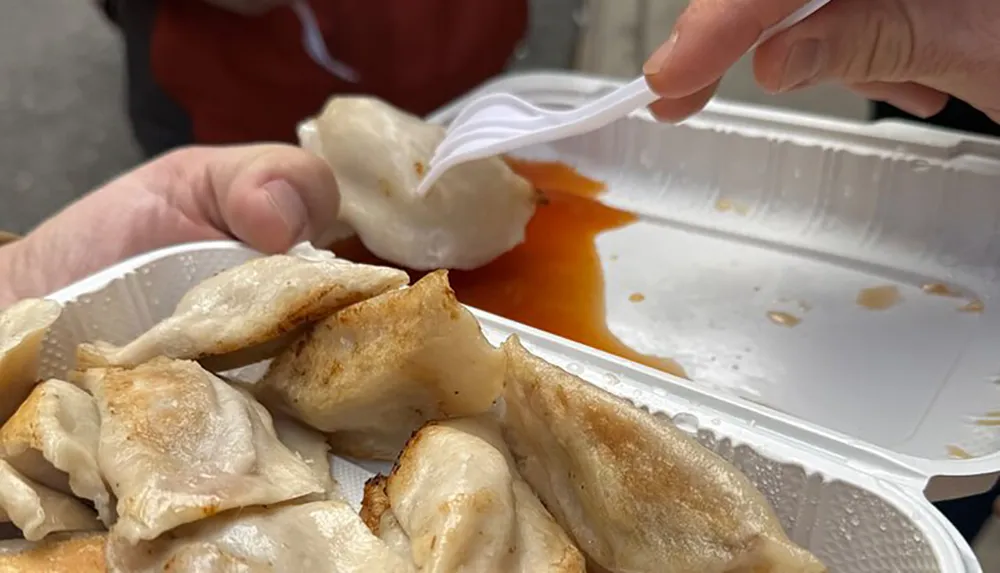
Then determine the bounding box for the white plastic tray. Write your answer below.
[428,73,1000,506]
[39,241,978,572]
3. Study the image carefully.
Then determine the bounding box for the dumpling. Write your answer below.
[500,337,826,573]
[0,380,112,525]
[105,501,416,573]
[0,460,102,541]
[272,413,341,500]
[255,271,505,460]
[0,299,61,424]
[360,478,412,559]
[299,96,538,270]
[76,245,408,369]
[361,417,585,572]
[0,533,106,572]
[76,358,325,543]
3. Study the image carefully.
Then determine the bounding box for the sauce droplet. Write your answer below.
[329,159,690,381]
[974,418,1000,427]
[628,293,646,303]
[947,445,974,459]
[958,299,985,313]
[767,311,801,328]
[856,285,901,310]
[922,282,959,297]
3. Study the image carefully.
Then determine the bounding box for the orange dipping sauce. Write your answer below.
[330,159,689,380]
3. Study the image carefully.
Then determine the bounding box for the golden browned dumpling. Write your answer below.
[299,96,538,270]
[361,417,585,572]
[0,380,112,525]
[76,358,326,544]
[256,271,505,460]
[76,245,408,369]
[0,533,106,573]
[501,337,826,573]
[0,460,101,541]
[105,501,417,573]
[0,299,61,425]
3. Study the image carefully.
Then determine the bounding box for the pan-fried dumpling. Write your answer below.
[0,460,101,541]
[360,478,412,559]
[0,532,106,572]
[255,271,504,460]
[272,414,341,500]
[105,501,416,572]
[500,337,826,573]
[0,299,61,424]
[76,245,408,369]
[362,417,585,572]
[299,96,538,270]
[0,380,112,525]
[76,358,325,543]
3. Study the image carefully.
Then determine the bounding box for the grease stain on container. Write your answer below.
[628,292,646,303]
[958,299,985,313]
[856,285,901,310]
[767,311,801,328]
[714,198,750,215]
[921,282,960,297]
[947,445,974,459]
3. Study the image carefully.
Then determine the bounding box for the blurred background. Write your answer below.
[1,1,997,566]
[0,0,868,236]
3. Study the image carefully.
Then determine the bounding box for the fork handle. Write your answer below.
[564,77,659,125]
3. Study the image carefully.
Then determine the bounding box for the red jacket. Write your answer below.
[126,0,527,150]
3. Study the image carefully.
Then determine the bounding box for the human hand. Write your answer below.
[0,145,340,307]
[642,0,1000,122]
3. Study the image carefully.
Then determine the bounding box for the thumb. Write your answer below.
[753,0,1000,115]
[199,145,342,254]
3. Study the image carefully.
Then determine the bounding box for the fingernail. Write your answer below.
[886,95,944,119]
[778,40,826,92]
[261,179,309,240]
[643,31,678,77]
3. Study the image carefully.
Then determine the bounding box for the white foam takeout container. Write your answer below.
[36,71,1000,571]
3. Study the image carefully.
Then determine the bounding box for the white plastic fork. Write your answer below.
[292,0,360,83]
[415,0,833,196]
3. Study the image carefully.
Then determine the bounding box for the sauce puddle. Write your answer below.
[330,159,689,380]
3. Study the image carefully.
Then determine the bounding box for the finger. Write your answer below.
[647,80,721,123]
[202,144,341,253]
[644,0,818,99]
[752,0,954,94]
[848,81,948,119]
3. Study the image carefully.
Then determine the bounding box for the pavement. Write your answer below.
[0,1,140,235]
